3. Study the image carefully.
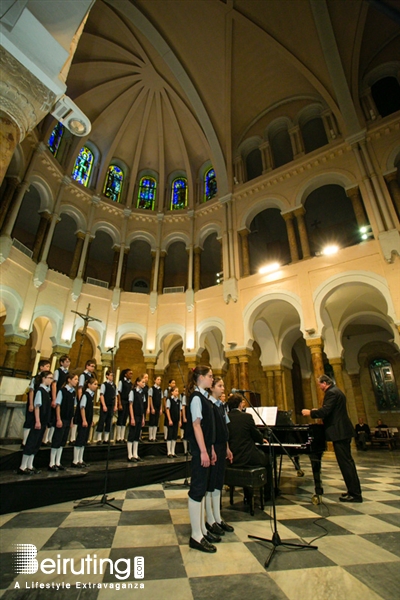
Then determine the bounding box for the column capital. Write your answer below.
[194,246,202,255]
[4,334,28,346]
[238,228,250,237]
[329,357,343,367]
[293,205,306,218]
[345,185,360,198]
[226,348,252,360]
[144,356,157,367]
[51,345,71,356]
[281,210,296,221]
[305,337,324,352]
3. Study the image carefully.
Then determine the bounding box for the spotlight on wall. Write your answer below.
[216,271,224,284]
[259,262,280,274]
[51,95,91,136]
[359,225,373,241]
[321,244,339,256]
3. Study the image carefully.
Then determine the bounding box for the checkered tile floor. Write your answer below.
[1,450,399,600]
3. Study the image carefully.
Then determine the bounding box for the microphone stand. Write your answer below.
[239,390,317,568]
[74,347,121,512]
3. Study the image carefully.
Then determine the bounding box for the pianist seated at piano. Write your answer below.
[355,417,371,451]
[227,394,273,500]
[302,374,363,503]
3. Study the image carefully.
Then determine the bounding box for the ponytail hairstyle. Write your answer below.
[63,371,78,388]
[209,375,222,397]
[35,370,52,387]
[119,368,132,383]
[186,364,212,397]
[83,376,98,393]
[135,374,146,387]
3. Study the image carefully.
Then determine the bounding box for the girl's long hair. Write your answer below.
[186,365,211,397]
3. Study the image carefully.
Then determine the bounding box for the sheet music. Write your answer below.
[246,406,278,426]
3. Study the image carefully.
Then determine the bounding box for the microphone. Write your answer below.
[231,388,252,394]
[107,347,116,352]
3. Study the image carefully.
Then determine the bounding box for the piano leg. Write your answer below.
[309,452,324,504]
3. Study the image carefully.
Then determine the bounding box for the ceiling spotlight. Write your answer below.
[68,118,87,136]
[259,262,280,274]
[321,245,339,256]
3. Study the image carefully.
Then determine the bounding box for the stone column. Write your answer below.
[288,125,304,158]
[227,356,239,391]
[273,366,285,410]
[194,247,201,292]
[150,251,156,291]
[184,356,197,372]
[238,229,250,277]
[233,155,244,184]
[82,237,93,280]
[145,358,157,386]
[39,176,70,265]
[264,368,275,405]
[32,212,51,262]
[306,338,325,406]
[238,355,250,392]
[346,186,368,227]
[157,251,166,294]
[321,108,339,140]
[360,89,378,122]
[384,171,400,219]
[281,211,299,262]
[69,232,85,279]
[348,373,367,422]
[0,176,19,230]
[260,141,273,173]
[120,248,129,291]
[329,357,345,393]
[294,206,311,259]
[3,335,27,369]
[109,246,120,289]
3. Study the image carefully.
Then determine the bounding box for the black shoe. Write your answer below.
[206,522,225,536]
[128,457,137,462]
[171,454,178,458]
[103,441,109,444]
[217,520,234,533]
[135,456,143,462]
[340,495,363,503]
[204,532,220,543]
[168,454,174,458]
[17,468,31,475]
[31,469,41,475]
[80,462,90,468]
[189,537,216,553]
[57,465,66,471]
[341,492,350,497]
[70,462,82,468]
[48,465,58,471]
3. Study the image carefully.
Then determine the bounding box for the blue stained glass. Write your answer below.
[171,177,187,210]
[137,177,156,210]
[48,122,63,157]
[104,165,123,202]
[71,147,94,187]
[204,167,217,202]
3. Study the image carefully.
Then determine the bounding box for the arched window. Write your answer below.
[301,118,328,153]
[170,177,188,210]
[71,146,94,187]
[137,177,156,210]
[270,128,293,167]
[371,77,400,118]
[104,165,124,202]
[370,358,400,411]
[204,168,217,202]
[48,122,63,157]
[246,148,263,181]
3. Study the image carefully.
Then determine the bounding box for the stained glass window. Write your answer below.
[170,177,187,210]
[204,167,217,202]
[104,165,124,202]
[370,358,400,411]
[48,122,63,157]
[71,146,94,187]
[137,177,156,210]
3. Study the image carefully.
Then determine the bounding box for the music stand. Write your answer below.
[241,391,318,568]
[74,347,121,512]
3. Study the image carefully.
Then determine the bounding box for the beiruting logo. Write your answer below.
[12,545,144,591]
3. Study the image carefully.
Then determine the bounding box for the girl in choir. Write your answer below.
[205,376,234,537]
[49,371,78,471]
[70,359,96,444]
[185,365,218,553]
[166,386,181,457]
[94,370,117,443]
[127,374,146,462]
[72,377,98,468]
[18,371,53,475]
[22,359,50,448]
[180,387,188,455]
[163,379,175,440]
[45,354,71,446]
[148,375,162,441]
[116,368,133,443]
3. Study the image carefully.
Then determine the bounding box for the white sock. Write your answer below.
[49,448,57,467]
[212,489,222,524]
[27,455,34,470]
[56,447,63,466]
[127,442,133,459]
[42,428,49,443]
[95,432,101,441]
[200,498,208,536]
[205,492,215,525]
[121,426,126,441]
[133,441,139,458]
[79,446,85,463]
[73,447,80,464]
[22,429,30,445]
[188,497,203,543]
[104,432,109,442]
[164,426,168,440]
[70,424,77,442]
[47,427,55,443]
[20,455,29,470]
[171,440,176,455]
[167,441,172,455]
[183,439,188,453]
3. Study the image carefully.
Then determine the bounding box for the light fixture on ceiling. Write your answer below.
[321,244,339,256]
[51,95,91,137]
[259,262,280,274]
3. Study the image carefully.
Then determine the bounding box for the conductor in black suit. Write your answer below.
[302,374,362,503]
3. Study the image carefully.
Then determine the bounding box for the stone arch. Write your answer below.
[296,171,356,207]
[31,305,64,344]
[115,323,147,348]
[240,195,290,231]
[162,232,190,252]
[29,175,54,212]
[197,318,226,367]
[197,223,222,248]
[126,230,156,250]
[91,221,121,246]
[0,285,24,335]
[59,204,87,233]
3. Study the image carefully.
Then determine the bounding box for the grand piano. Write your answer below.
[254,411,326,504]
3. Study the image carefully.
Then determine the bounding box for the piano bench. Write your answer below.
[224,466,267,515]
